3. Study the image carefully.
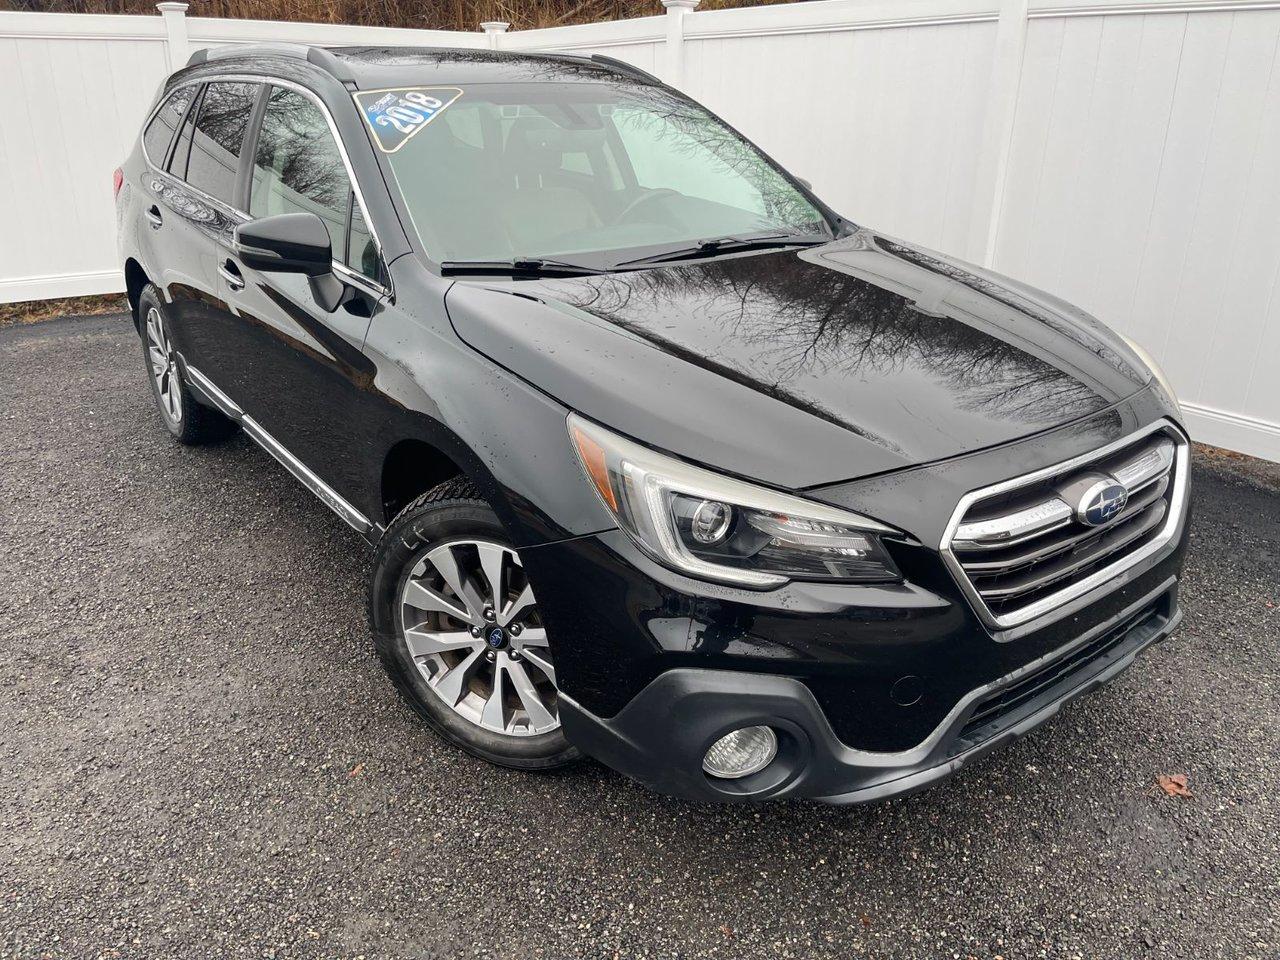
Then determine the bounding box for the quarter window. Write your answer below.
[185,81,259,207]
[348,198,378,281]
[143,86,195,167]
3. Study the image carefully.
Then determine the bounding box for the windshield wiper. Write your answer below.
[439,257,604,278]
[614,233,829,269]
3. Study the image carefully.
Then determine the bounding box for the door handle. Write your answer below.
[218,259,245,292]
[145,205,163,229]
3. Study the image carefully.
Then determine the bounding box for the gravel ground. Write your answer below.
[2,314,1277,960]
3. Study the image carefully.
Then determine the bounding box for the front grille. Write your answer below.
[959,602,1162,741]
[946,425,1185,626]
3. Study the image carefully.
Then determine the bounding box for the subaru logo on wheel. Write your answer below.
[1078,479,1129,527]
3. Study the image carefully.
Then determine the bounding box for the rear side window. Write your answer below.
[184,81,259,207]
[143,86,195,166]
[167,85,200,179]
[250,86,377,279]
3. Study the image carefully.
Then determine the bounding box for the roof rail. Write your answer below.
[589,54,663,86]
[182,43,357,85]
[306,46,356,84]
[186,42,313,68]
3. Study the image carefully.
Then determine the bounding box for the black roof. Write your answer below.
[187,43,661,89]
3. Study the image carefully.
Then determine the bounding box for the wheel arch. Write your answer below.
[376,421,528,537]
[380,436,467,526]
[374,407,588,549]
[124,258,151,331]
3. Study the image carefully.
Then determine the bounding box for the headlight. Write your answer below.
[567,414,901,588]
[1121,334,1181,417]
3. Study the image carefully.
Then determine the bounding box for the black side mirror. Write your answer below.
[233,212,346,312]
[234,212,332,277]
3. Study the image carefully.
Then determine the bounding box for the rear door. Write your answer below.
[156,80,262,387]
[143,79,262,388]
[212,82,389,509]
[134,82,200,328]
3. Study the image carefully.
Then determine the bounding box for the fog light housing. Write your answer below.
[702,725,778,779]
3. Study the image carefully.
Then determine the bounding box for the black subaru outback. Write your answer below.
[114,44,1189,804]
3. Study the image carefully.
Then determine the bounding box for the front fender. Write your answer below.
[358,278,616,547]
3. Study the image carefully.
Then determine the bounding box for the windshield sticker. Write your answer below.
[355,87,463,154]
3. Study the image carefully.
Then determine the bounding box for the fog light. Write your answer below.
[702,725,778,779]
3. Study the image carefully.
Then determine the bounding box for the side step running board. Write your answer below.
[183,363,377,537]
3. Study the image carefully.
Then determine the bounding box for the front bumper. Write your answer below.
[560,577,1181,803]
[521,402,1190,803]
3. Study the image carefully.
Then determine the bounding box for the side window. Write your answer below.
[167,85,201,180]
[185,81,258,206]
[143,86,195,167]
[251,86,376,277]
[348,199,379,282]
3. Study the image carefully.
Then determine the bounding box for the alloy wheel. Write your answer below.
[145,306,183,425]
[397,539,559,736]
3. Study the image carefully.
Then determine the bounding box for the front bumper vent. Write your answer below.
[943,422,1189,628]
[959,603,1161,742]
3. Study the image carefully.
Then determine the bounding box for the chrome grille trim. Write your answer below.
[1113,439,1175,489]
[958,476,1169,575]
[952,435,1175,550]
[940,420,1190,630]
[953,499,1073,549]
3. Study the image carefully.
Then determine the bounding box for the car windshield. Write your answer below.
[361,80,832,269]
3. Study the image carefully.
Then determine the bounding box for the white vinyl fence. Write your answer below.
[1,0,1278,461]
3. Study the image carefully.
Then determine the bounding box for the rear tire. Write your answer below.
[368,477,579,771]
[137,283,235,445]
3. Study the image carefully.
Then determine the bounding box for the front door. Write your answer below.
[212,83,389,514]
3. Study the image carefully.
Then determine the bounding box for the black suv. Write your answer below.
[115,44,1189,804]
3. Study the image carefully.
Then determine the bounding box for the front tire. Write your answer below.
[137,284,234,445]
[368,477,578,771]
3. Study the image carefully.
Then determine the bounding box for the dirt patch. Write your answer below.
[0,294,128,328]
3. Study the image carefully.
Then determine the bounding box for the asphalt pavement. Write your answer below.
[2,314,1277,959]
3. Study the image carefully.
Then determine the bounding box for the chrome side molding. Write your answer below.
[183,363,375,536]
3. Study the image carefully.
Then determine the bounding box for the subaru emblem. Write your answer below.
[1077,479,1129,527]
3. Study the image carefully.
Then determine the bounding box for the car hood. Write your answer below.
[445,227,1150,489]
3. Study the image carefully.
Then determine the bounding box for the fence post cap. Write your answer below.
[480,21,510,33]
[155,2,189,12]
[660,0,700,10]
